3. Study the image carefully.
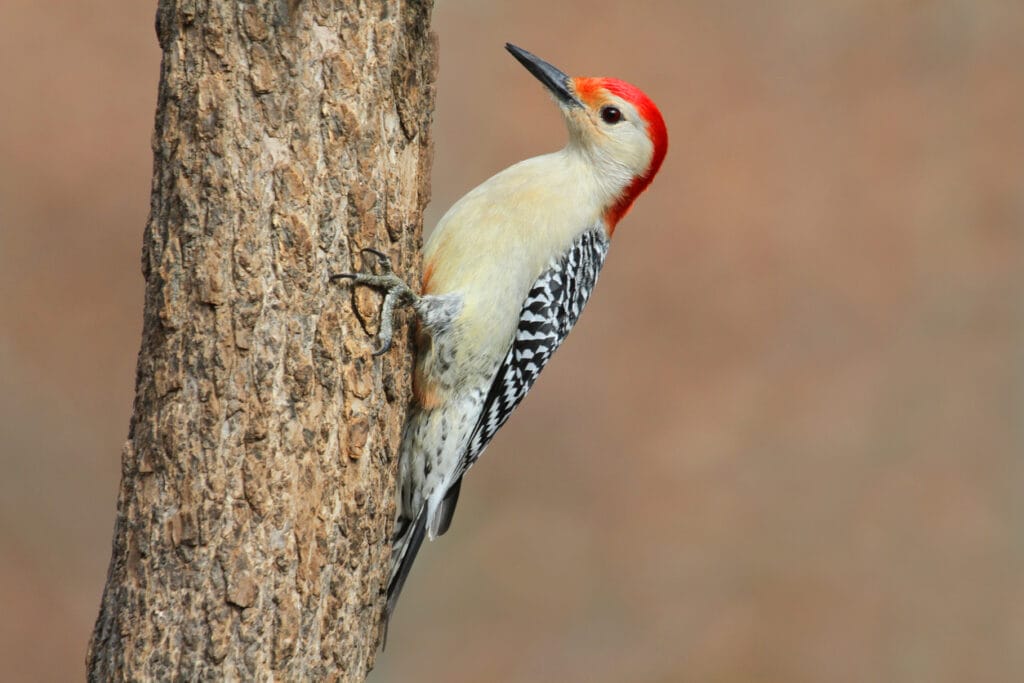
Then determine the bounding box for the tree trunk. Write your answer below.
[87,1,435,679]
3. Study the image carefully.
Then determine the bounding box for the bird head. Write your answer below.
[506,43,668,230]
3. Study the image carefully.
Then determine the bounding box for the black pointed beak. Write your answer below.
[505,43,581,108]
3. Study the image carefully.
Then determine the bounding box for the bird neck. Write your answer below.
[563,141,642,237]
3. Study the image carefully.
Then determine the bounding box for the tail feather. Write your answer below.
[433,476,463,537]
[381,477,465,647]
[382,507,428,647]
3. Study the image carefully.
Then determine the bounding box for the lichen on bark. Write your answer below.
[88,1,436,680]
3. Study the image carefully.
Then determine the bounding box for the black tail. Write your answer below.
[381,478,464,647]
[382,508,428,647]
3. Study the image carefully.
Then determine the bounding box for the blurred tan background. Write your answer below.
[2,1,1023,681]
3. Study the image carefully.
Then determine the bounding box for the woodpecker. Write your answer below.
[335,44,667,634]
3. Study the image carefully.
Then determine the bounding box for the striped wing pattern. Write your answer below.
[464,228,610,469]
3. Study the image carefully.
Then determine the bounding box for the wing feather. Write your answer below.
[463,228,610,471]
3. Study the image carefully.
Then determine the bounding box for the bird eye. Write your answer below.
[600,106,623,124]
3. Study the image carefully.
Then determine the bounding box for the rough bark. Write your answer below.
[87,1,435,680]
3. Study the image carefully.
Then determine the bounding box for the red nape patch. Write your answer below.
[573,77,668,234]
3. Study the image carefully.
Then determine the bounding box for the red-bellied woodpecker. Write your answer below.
[335,44,668,634]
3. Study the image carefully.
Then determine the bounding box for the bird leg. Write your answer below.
[332,248,420,356]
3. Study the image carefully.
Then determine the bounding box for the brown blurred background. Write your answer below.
[2,1,1023,681]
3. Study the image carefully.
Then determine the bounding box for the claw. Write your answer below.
[331,248,419,356]
[331,248,392,282]
[360,247,392,270]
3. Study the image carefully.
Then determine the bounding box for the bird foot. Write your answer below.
[333,248,419,356]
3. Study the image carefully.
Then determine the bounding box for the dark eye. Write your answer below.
[600,106,623,124]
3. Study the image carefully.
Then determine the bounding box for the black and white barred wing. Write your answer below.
[464,228,610,468]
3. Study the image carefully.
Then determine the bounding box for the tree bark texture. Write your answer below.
[88,1,436,679]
